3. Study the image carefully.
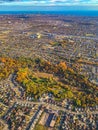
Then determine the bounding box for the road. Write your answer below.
[15,99,98,115]
[47,33,98,40]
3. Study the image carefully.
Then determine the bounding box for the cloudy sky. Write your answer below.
[0,0,98,6]
[0,0,98,11]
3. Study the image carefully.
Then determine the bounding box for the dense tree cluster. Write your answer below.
[0,56,97,107]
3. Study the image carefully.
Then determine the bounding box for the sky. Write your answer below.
[0,0,98,11]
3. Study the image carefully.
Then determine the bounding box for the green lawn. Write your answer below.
[35,125,48,130]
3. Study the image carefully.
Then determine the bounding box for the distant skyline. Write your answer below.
[0,0,98,11]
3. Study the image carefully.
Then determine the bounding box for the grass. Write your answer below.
[35,124,48,130]
[34,72,54,79]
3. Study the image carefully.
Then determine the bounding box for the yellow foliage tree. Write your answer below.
[58,61,67,71]
[16,68,29,82]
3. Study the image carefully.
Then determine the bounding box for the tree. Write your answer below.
[58,61,67,71]
[75,99,81,106]
[16,68,29,82]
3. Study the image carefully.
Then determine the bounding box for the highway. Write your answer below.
[46,32,98,40]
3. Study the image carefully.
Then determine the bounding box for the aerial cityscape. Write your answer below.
[0,0,98,130]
